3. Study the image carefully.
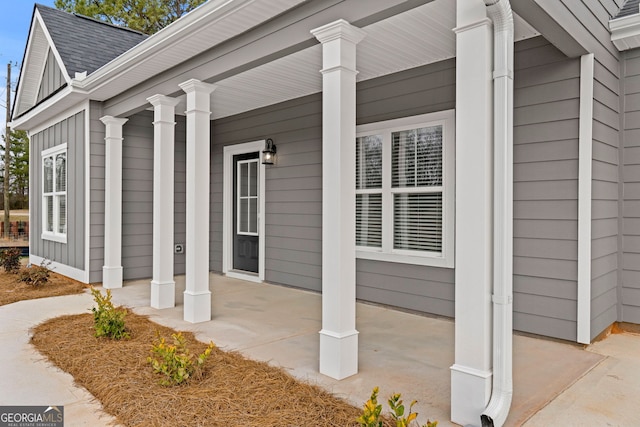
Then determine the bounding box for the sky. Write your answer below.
[0,0,57,132]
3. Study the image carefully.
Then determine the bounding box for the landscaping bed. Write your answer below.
[0,269,86,306]
[31,309,374,427]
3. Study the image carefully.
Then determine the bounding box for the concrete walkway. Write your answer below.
[1,273,639,426]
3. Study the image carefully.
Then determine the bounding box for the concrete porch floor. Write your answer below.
[1,272,639,426]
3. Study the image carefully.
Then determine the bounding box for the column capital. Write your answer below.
[178,79,217,95]
[311,19,366,45]
[100,115,129,128]
[147,94,181,108]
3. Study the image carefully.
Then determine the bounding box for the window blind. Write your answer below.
[356,193,382,247]
[393,193,442,252]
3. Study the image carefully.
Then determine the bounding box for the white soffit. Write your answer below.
[86,0,307,98]
[211,0,539,120]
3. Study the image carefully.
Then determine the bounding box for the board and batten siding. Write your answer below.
[36,49,65,103]
[622,49,640,324]
[512,37,581,341]
[30,110,85,271]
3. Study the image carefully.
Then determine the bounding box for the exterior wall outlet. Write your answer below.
[175,244,184,254]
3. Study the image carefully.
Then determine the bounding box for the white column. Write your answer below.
[311,19,366,380]
[100,116,128,289]
[148,95,180,309]
[179,79,216,323]
[451,1,494,424]
[577,53,594,344]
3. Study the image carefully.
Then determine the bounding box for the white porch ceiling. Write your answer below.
[207,0,539,120]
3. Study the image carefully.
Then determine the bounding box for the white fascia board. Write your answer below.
[34,9,72,84]
[10,88,87,132]
[610,14,640,51]
[72,0,254,93]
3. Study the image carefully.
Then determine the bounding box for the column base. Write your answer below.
[102,266,123,289]
[151,280,175,309]
[319,329,359,380]
[450,364,492,426]
[183,290,212,323]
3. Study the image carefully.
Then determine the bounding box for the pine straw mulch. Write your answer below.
[0,269,87,306]
[31,309,384,427]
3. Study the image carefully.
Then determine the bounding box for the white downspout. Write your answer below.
[481,1,514,427]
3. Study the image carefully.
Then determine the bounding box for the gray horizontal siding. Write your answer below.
[31,110,85,271]
[212,59,457,310]
[622,50,640,323]
[512,37,580,341]
[36,48,65,103]
[121,112,153,280]
[591,56,620,339]
[212,94,322,290]
[89,101,104,283]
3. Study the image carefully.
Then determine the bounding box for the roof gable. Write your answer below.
[13,4,147,118]
[36,4,147,77]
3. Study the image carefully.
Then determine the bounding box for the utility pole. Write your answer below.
[4,63,10,239]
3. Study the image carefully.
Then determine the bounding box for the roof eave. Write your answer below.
[73,0,255,94]
[610,13,640,51]
[9,87,87,131]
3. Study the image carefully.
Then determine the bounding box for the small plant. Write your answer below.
[90,287,129,340]
[148,331,215,386]
[357,387,438,427]
[19,259,52,286]
[356,386,384,427]
[0,247,22,273]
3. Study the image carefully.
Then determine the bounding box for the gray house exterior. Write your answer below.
[11,0,640,424]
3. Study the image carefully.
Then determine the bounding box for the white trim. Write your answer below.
[223,140,266,282]
[226,270,262,283]
[41,143,68,244]
[83,101,91,283]
[610,13,640,51]
[578,53,594,345]
[33,9,72,84]
[355,110,455,268]
[29,100,89,136]
[29,254,88,283]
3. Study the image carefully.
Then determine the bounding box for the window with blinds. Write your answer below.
[356,135,382,247]
[354,111,454,268]
[42,144,67,242]
[392,125,443,252]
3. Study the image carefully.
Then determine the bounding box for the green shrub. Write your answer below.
[19,259,52,286]
[90,287,129,340]
[357,387,437,427]
[147,331,215,386]
[0,247,22,273]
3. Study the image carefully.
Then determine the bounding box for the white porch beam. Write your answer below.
[179,79,216,323]
[451,1,494,425]
[100,115,128,289]
[311,19,366,380]
[147,94,180,309]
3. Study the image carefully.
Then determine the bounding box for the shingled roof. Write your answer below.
[617,0,640,19]
[36,4,147,77]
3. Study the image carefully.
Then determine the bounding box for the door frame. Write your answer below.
[222,140,266,283]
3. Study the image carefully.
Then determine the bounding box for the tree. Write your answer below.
[1,130,29,209]
[54,0,206,34]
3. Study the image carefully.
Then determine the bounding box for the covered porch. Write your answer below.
[105,273,603,427]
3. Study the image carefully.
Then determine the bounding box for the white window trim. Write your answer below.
[41,143,67,244]
[236,158,260,237]
[356,110,455,268]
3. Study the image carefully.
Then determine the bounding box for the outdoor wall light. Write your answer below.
[262,138,277,165]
